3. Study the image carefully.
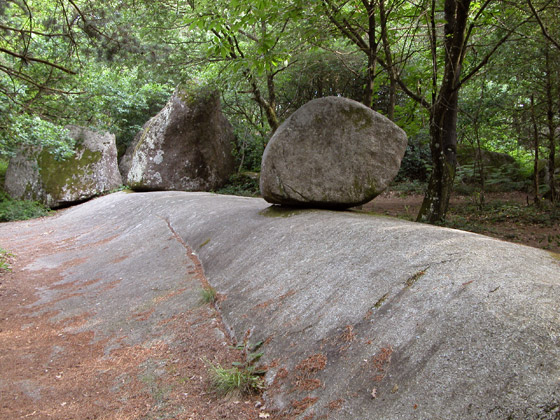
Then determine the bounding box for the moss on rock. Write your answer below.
[38,148,103,203]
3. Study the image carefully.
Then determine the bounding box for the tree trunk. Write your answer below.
[379,0,396,119]
[417,97,459,223]
[474,124,486,208]
[245,70,279,133]
[363,1,377,109]
[545,47,557,202]
[364,53,376,109]
[417,0,470,223]
[531,93,540,205]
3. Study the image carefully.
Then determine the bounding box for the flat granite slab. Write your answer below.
[1,191,559,419]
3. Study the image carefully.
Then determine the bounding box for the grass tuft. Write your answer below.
[206,360,265,397]
[199,286,218,304]
[205,340,266,397]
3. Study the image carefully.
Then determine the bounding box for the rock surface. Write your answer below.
[4,125,122,208]
[260,97,408,208]
[2,191,559,419]
[119,87,235,191]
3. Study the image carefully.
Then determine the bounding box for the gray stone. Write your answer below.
[260,96,408,208]
[119,87,235,191]
[4,125,122,208]
[1,191,559,419]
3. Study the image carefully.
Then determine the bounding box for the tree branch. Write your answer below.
[0,64,83,94]
[527,0,560,50]
[0,47,77,74]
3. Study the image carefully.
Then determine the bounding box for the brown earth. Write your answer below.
[0,213,286,420]
[363,190,560,254]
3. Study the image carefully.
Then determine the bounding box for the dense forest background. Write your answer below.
[0,0,559,225]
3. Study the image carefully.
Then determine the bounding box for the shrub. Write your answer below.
[215,172,260,197]
[454,161,530,193]
[395,142,432,182]
[0,192,50,222]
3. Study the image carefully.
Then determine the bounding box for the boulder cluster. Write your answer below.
[5,93,407,210]
[4,87,236,208]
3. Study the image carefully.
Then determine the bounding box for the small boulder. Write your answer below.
[260,96,407,209]
[119,87,236,191]
[4,125,122,208]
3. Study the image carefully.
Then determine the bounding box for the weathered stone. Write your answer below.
[1,191,558,419]
[119,87,235,191]
[4,125,122,208]
[260,96,407,208]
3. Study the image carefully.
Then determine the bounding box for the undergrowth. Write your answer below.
[0,247,13,272]
[449,200,560,226]
[0,192,50,222]
[214,172,260,197]
[206,340,266,397]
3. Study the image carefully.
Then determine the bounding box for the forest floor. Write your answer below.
[363,189,560,254]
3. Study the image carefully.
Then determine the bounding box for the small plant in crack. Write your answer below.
[206,340,266,396]
[199,286,217,304]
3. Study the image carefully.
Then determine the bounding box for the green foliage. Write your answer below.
[0,115,75,159]
[454,162,530,194]
[0,159,8,186]
[0,192,50,222]
[0,247,13,272]
[66,66,172,155]
[395,140,432,182]
[206,340,266,396]
[215,173,260,197]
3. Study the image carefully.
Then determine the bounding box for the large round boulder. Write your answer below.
[119,87,236,192]
[260,97,407,209]
[4,125,122,208]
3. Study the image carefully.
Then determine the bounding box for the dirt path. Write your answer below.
[363,190,560,254]
[0,212,270,420]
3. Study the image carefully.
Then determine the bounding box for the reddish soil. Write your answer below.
[0,224,282,420]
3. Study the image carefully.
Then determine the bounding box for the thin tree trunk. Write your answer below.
[417,0,470,223]
[363,1,377,109]
[531,93,540,205]
[545,47,557,202]
[473,76,486,208]
[474,117,485,208]
[364,53,376,109]
[244,70,279,133]
[379,0,396,119]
